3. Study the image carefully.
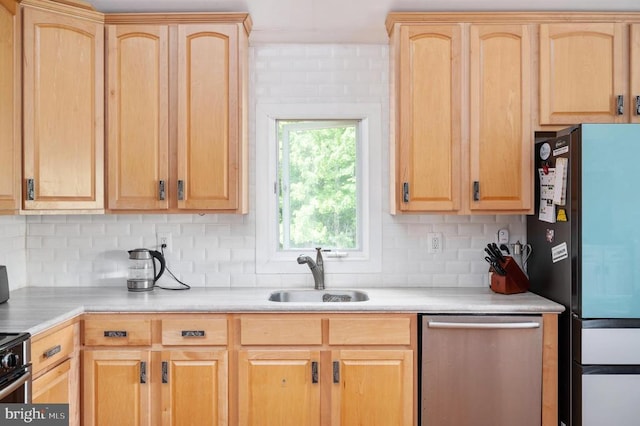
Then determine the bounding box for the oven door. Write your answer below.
[0,366,31,403]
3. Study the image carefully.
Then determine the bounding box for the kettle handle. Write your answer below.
[149,250,166,283]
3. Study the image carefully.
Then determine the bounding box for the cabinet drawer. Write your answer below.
[83,318,151,346]
[240,317,322,345]
[32,324,75,375]
[33,358,71,404]
[161,318,228,346]
[328,317,411,345]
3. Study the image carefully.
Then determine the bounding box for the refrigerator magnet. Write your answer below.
[551,242,568,263]
[539,143,551,160]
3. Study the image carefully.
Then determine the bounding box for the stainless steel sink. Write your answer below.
[268,289,369,303]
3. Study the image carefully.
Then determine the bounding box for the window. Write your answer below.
[277,120,359,251]
[256,104,382,274]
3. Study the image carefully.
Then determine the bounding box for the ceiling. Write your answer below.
[90,0,640,43]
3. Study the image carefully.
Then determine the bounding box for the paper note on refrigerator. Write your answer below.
[538,168,556,223]
[553,157,568,206]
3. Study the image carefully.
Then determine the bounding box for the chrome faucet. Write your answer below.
[297,247,324,290]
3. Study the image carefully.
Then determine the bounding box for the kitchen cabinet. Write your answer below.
[390,24,462,213]
[539,23,626,125]
[631,24,640,124]
[82,314,228,426]
[237,314,415,426]
[106,14,250,213]
[31,320,80,426]
[388,18,533,214]
[0,0,20,213]
[21,0,104,211]
[469,24,532,211]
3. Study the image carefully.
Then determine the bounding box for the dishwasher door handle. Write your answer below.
[427,321,541,330]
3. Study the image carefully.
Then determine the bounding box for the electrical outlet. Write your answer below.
[157,232,172,253]
[497,228,510,244]
[427,232,443,254]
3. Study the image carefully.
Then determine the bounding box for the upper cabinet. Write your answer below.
[630,24,640,123]
[0,0,20,214]
[469,24,532,211]
[106,15,250,213]
[388,15,533,214]
[539,23,626,124]
[21,0,105,211]
[392,24,462,213]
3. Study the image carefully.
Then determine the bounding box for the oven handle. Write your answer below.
[0,370,31,401]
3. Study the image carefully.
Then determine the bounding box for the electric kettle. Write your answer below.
[127,249,166,292]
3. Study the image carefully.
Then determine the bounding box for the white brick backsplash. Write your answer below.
[0,43,528,290]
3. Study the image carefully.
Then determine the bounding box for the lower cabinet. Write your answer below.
[237,314,416,426]
[82,314,229,426]
[83,349,151,426]
[31,321,80,426]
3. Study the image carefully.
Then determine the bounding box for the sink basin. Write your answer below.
[268,289,369,303]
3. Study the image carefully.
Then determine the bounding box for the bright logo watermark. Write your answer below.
[1,404,68,425]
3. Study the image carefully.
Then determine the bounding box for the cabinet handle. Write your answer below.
[140,361,147,384]
[103,330,128,338]
[427,321,541,330]
[162,361,168,384]
[332,361,340,384]
[473,181,480,201]
[617,95,624,115]
[43,345,61,359]
[177,180,185,201]
[312,361,318,384]
[402,182,409,203]
[159,180,166,200]
[635,96,640,116]
[181,330,205,337]
[26,179,35,201]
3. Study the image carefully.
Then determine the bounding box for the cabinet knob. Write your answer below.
[617,95,624,115]
[26,179,35,201]
[158,180,166,201]
[177,180,185,201]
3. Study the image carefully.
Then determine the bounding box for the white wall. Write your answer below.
[5,43,526,289]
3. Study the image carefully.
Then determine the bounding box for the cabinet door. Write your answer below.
[539,23,625,124]
[469,24,532,211]
[0,1,20,212]
[176,24,242,211]
[33,358,71,404]
[160,350,228,426]
[83,350,151,426]
[22,6,104,210]
[331,349,413,426]
[631,24,640,124]
[238,350,321,426]
[106,25,169,210]
[396,25,462,212]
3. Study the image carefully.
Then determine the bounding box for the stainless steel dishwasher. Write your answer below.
[420,315,543,426]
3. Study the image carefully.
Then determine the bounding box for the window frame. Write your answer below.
[256,103,382,275]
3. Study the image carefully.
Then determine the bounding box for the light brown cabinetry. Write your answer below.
[469,24,532,211]
[630,24,640,123]
[31,321,80,426]
[388,17,533,214]
[106,15,250,213]
[237,314,415,426]
[0,0,20,213]
[82,314,228,426]
[539,23,626,124]
[21,0,104,211]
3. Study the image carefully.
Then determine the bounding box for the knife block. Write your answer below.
[490,256,530,295]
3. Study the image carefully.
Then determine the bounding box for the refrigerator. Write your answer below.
[527,124,640,426]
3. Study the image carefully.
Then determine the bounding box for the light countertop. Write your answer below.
[0,286,565,335]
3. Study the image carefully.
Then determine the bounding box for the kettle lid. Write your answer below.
[128,248,153,260]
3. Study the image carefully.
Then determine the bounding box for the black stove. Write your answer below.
[0,332,31,403]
